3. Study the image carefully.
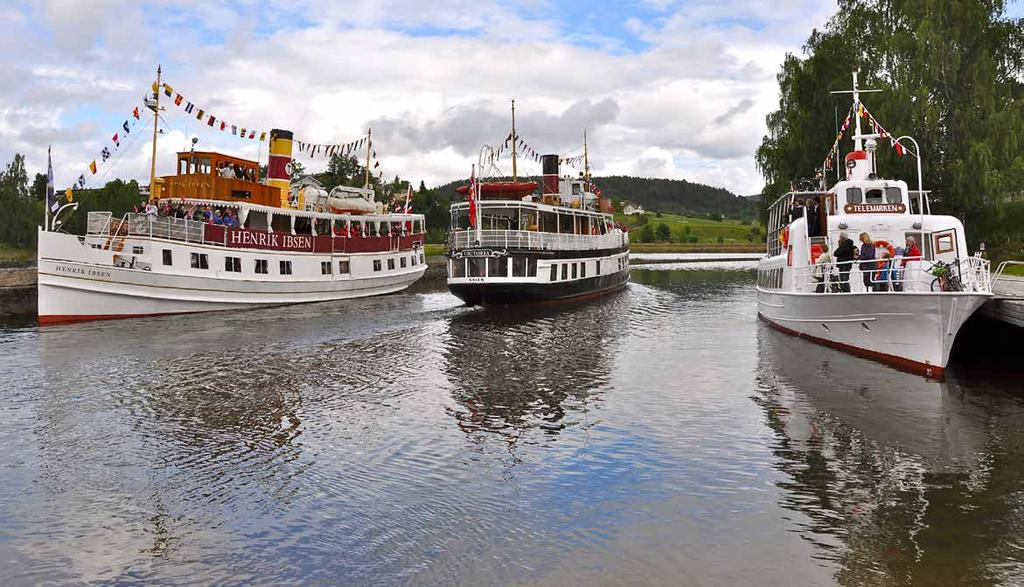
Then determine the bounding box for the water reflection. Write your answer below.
[443,293,626,442]
[756,323,1024,585]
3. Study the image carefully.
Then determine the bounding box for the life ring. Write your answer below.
[874,239,896,268]
[779,226,789,247]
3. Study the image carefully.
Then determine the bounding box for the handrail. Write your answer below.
[447,229,628,252]
[991,260,1024,289]
[787,256,991,294]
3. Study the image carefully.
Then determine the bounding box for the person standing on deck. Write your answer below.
[834,232,856,292]
[858,232,877,292]
[806,198,821,237]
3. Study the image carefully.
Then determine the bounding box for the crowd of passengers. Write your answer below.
[811,233,922,293]
[133,199,415,237]
[134,199,241,227]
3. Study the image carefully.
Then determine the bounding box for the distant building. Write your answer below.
[623,203,645,216]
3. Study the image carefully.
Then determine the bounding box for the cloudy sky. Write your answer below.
[2,1,1021,196]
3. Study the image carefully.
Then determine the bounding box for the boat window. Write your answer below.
[387,258,395,270]
[846,187,863,204]
[539,211,557,233]
[373,259,382,272]
[572,183,582,196]
[527,258,537,277]
[194,157,212,175]
[190,252,208,270]
[561,264,568,280]
[572,263,578,279]
[488,257,507,277]
[558,214,574,234]
[401,257,408,268]
[885,187,902,204]
[481,207,517,231]
[339,260,350,274]
[512,256,527,277]
[549,264,557,281]
[246,211,268,231]
[581,262,587,279]
[271,214,291,233]
[255,259,268,274]
[864,188,884,203]
[321,261,332,275]
[468,258,485,277]
[280,260,293,275]
[225,256,241,272]
[451,259,466,278]
[410,255,417,267]
[162,249,172,266]
[596,260,601,275]
[451,210,471,230]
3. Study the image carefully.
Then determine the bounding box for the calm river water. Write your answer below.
[2,263,1023,586]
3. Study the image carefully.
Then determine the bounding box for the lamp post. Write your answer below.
[894,135,924,227]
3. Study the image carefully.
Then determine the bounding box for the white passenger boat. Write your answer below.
[38,86,425,325]
[446,131,629,305]
[756,71,993,378]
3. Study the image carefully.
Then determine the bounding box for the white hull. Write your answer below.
[37,230,425,324]
[756,287,990,376]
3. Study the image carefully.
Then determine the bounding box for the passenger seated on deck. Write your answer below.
[813,244,833,293]
[223,209,240,228]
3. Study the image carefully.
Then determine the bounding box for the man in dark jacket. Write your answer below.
[806,198,820,237]
[834,232,856,292]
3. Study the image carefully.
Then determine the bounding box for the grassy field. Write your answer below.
[1002,263,1024,277]
[0,246,34,263]
[615,212,764,245]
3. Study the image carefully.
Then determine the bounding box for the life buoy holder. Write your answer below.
[874,240,896,268]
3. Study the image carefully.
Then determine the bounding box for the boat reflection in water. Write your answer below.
[442,291,627,445]
[755,323,1024,585]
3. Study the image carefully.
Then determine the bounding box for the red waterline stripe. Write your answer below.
[757,312,945,380]
[37,311,192,326]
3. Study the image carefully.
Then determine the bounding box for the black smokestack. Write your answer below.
[541,154,559,195]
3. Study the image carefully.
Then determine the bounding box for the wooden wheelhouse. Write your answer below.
[153,151,285,208]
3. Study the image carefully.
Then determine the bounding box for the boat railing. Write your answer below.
[789,256,992,294]
[124,213,207,243]
[447,229,628,252]
[991,260,1024,290]
[86,211,113,235]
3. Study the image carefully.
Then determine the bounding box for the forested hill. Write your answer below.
[434,175,754,219]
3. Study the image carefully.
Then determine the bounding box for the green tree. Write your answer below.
[31,173,47,201]
[639,223,655,243]
[655,222,671,242]
[756,0,1024,252]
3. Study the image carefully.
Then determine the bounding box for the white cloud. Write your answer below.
[0,0,841,195]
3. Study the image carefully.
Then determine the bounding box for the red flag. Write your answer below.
[220,121,226,131]
[467,168,477,228]
[132,106,140,120]
[894,142,904,158]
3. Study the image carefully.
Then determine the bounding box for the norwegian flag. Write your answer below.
[467,166,477,228]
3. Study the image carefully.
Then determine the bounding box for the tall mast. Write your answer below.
[511,100,517,183]
[583,129,590,183]
[364,127,372,189]
[852,68,863,151]
[148,64,161,202]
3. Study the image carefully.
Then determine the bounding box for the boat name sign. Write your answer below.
[226,228,314,251]
[453,249,507,259]
[844,203,906,214]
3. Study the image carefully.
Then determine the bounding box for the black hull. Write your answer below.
[448,269,630,306]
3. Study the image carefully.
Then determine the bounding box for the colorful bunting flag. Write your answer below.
[88,160,97,174]
[133,106,140,120]
[248,130,255,139]
[175,94,183,106]
[259,132,266,141]
[77,174,85,188]
[163,84,173,97]
[112,133,120,147]
[220,121,226,131]
[185,102,194,113]
[207,115,215,127]
[196,109,204,121]
[101,147,111,161]
[122,120,130,134]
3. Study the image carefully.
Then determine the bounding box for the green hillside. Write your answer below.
[433,175,756,220]
[616,211,764,245]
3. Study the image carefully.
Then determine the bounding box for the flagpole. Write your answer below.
[364,128,372,189]
[511,100,517,183]
[148,65,161,202]
[44,146,51,231]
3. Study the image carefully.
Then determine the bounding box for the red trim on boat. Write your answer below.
[38,312,191,326]
[455,181,538,197]
[757,312,945,380]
